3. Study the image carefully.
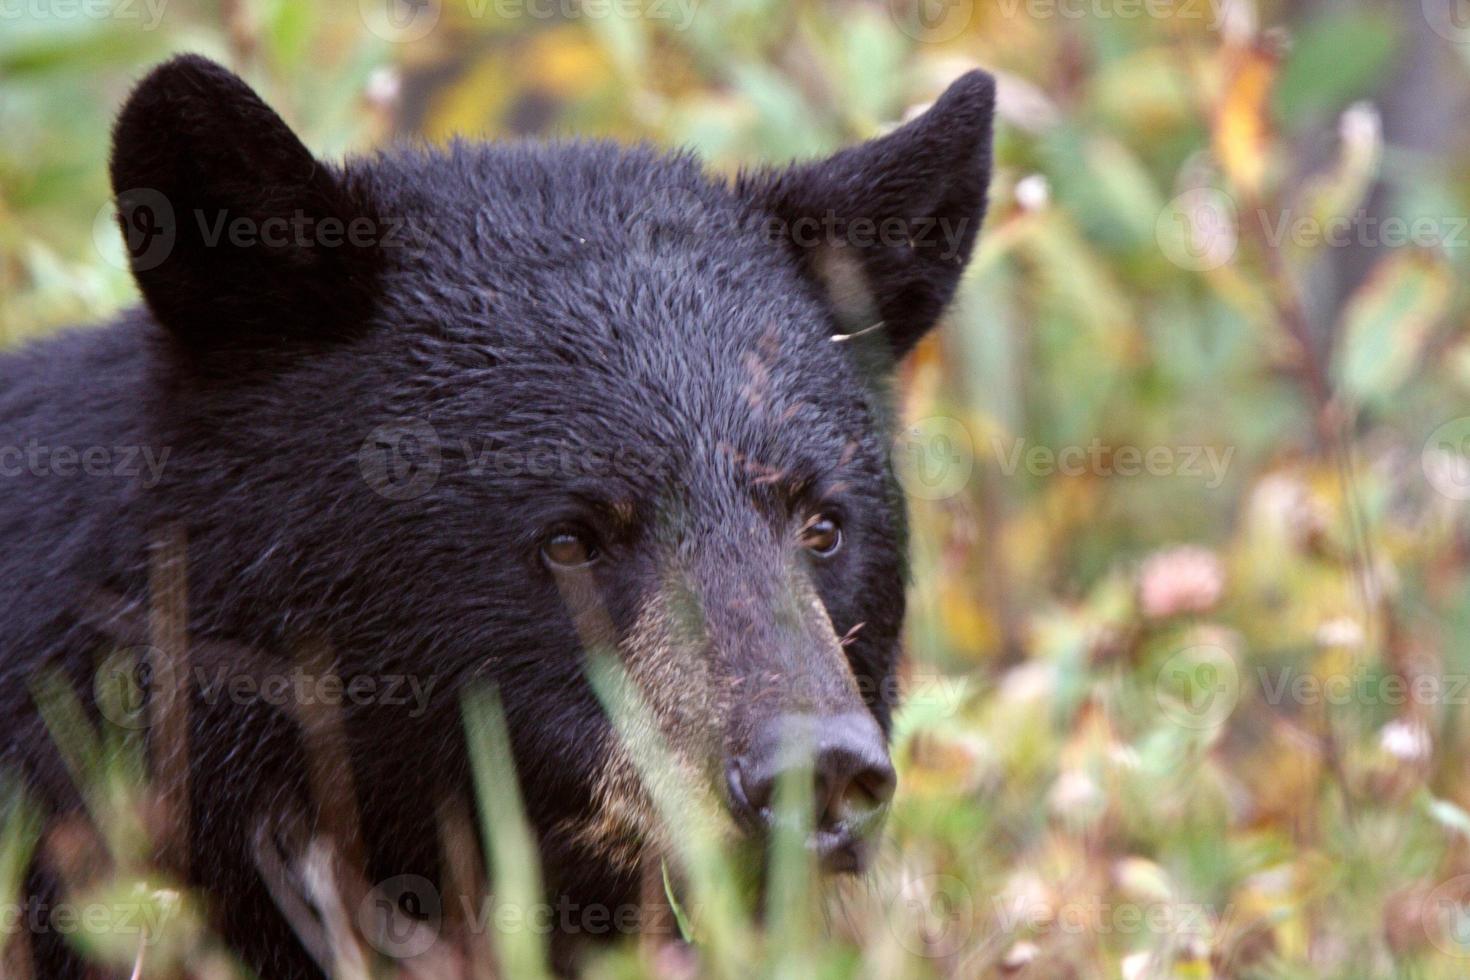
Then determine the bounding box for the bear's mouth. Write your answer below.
[722,780,893,877]
[722,712,896,875]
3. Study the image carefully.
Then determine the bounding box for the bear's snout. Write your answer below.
[724,711,896,873]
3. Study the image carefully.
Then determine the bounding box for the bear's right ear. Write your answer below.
[110,55,378,353]
[737,70,996,363]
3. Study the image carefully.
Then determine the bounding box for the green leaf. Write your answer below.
[834,8,905,128]
[1333,251,1452,404]
[661,858,695,943]
[1275,11,1401,124]
[463,689,555,980]
[731,63,833,158]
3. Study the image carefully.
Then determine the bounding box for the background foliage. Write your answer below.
[4,0,1470,977]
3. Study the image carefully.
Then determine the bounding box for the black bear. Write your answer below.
[0,55,994,977]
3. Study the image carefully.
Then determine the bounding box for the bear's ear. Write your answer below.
[109,55,377,353]
[738,70,996,361]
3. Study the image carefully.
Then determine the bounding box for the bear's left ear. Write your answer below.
[737,70,996,360]
[109,54,380,356]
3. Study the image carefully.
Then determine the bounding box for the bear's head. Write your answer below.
[109,56,994,879]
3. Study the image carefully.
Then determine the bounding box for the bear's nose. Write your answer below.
[725,712,896,873]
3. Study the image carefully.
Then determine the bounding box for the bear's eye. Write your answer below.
[800,514,843,558]
[542,527,599,569]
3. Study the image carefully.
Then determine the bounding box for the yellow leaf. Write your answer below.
[1214,47,1276,197]
[940,580,996,655]
[423,55,517,142]
[524,27,613,99]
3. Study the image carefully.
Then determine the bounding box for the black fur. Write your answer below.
[0,55,994,977]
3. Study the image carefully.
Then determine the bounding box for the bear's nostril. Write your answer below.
[726,713,895,870]
[829,762,897,825]
[724,757,768,834]
[814,746,896,833]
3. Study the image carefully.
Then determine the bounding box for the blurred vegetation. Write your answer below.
[4,0,1470,977]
